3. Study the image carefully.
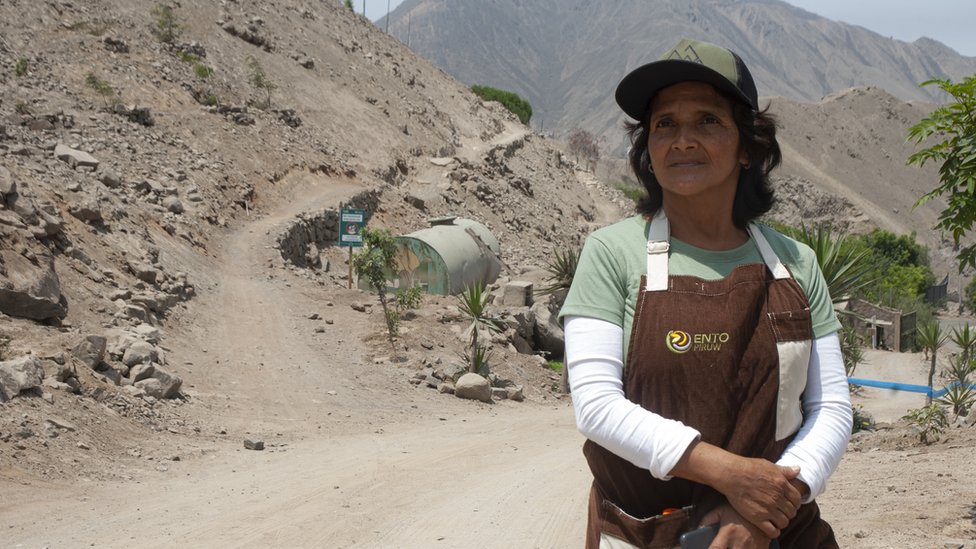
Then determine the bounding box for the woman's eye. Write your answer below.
[654,119,674,128]
[702,115,720,124]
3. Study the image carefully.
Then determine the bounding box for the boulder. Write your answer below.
[122,340,157,366]
[0,355,44,401]
[0,247,67,320]
[454,373,492,403]
[129,362,155,382]
[149,365,182,398]
[0,165,15,197]
[501,281,533,307]
[532,296,564,358]
[71,335,107,369]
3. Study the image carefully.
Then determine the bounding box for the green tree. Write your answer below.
[352,228,399,354]
[344,0,354,9]
[247,56,277,109]
[916,320,949,404]
[950,323,976,366]
[470,85,532,125]
[907,75,976,272]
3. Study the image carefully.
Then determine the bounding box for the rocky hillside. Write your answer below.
[0,0,630,449]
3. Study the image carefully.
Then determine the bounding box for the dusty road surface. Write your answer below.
[3,172,975,548]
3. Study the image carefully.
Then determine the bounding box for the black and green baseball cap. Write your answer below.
[615,38,758,120]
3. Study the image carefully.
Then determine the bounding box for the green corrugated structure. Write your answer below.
[391,217,502,295]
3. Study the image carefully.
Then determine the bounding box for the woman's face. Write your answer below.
[646,81,747,204]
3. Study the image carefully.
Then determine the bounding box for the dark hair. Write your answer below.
[625,88,781,228]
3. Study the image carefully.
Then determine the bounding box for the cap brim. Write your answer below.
[615,59,757,120]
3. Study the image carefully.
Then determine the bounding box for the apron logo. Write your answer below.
[666,330,692,353]
[666,330,730,353]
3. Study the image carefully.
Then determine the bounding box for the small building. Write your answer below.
[390,216,502,295]
[847,299,917,352]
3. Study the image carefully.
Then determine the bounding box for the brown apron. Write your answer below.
[583,213,838,549]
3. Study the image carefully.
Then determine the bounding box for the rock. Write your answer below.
[148,365,182,398]
[162,195,184,214]
[68,201,104,223]
[122,340,157,367]
[98,170,123,188]
[491,387,508,400]
[134,377,163,397]
[0,165,15,197]
[454,373,492,403]
[54,144,99,169]
[244,438,265,451]
[0,247,67,320]
[129,362,155,382]
[532,296,564,357]
[351,301,368,312]
[103,36,130,53]
[438,382,455,394]
[506,385,525,402]
[71,335,107,369]
[133,323,161,344]
[501,281,533,307]
[0,355,44,401]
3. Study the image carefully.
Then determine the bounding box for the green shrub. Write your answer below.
[903,403,948,444]
[84,72,117,104]
[193,63,213,80]
[546,360,564,372]
[471,84,532,125]
[205,94,219,107]
[851,404,872,433]
[344,0,354,9]
[613,181,646,204]
[178,51,200,63]
[14,58,28,77]
[151,4,183,43]
[457,282,503,375]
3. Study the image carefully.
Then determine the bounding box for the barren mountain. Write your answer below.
[1,1,974,548]
[384,0,976,143]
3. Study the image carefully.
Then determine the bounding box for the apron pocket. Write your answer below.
[766,309,812,440]
[598,499,693,549]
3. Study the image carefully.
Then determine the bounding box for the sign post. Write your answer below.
[339,208,365,289]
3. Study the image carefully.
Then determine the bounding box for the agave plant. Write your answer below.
[917,320,949,404]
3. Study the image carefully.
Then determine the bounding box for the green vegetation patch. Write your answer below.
[471,84,533,125]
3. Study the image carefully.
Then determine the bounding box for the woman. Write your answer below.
[560,38,852,548]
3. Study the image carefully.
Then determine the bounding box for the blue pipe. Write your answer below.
[847,378,976,398]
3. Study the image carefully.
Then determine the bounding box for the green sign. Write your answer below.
[339,208,365,247]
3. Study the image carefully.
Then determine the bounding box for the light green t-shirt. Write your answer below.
[559,215,841,362]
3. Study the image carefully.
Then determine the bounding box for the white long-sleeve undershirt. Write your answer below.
[566,315,852,503]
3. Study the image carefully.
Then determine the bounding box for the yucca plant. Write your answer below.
[937,383,975,417]
[917,320,949,404]
[787,224,877,304]
[950,323,976,366]
[457,282,503,374]
[903,403,949,444]
[536,246,581,297]
[840,323,866,378]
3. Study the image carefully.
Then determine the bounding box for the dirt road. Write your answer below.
[4,170,975,548]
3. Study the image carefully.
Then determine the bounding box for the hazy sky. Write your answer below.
[359,0,976,57]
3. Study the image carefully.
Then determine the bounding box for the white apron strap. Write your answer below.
[747,224,791,280]
[644,212,670,292]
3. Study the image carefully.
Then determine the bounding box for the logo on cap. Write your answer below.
[665,44,703,65]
